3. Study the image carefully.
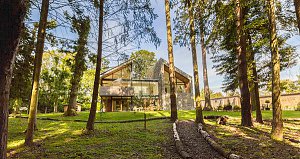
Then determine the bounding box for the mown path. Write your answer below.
[176,121,225,159]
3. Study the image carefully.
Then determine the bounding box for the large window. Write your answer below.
[131,80,158,97]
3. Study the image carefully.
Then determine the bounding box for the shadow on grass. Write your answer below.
[8,118,175,159]
[206,119,300,159]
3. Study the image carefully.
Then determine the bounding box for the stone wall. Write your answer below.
[259,93,300,110]
[201,93,300,110]
[201,96,240,110]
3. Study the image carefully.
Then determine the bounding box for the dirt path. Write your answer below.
[177,121,225,159]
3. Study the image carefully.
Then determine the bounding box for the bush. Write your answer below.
[296,102,300,111]
[233,105,241,111]
[217,105,224,111]
[223,105,233,111]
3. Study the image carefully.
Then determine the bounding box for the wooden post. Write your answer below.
[131,96,133,111]
[100,97,103,112]
[121,97,123,111]
[111,97,114,112]
[144,112,146,130]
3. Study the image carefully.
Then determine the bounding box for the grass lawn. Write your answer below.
[19,111,171,121]
[8,118,174,159]
[8,110,300,158]
[178,110,300,158]
[20,110,300,121]
[205,119,300,159]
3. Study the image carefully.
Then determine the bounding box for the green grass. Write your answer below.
[176,110,300,120]
[21,110,300,122]
[20,111,171,121]
[204,117,300,159]
[8,110,300,158]
[8,118,173,159]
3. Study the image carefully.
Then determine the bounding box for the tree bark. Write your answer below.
[187,0,204,124]
[198,1,212,111]
[247,34,263,123]
[25,0,49,146]
[0,1,27,158]
[65,18,90,117]
[235,0,253,127]
[165,0,178,122]
[253,65,263,123]
[267,0,283,141]
[86,0,104,131]
[294,0,300,32]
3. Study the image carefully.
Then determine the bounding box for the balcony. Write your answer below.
[99,86,134,96]
[100,85,159,97]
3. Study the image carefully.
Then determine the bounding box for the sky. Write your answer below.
[31,0,300,93]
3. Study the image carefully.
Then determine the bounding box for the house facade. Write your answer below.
[99,58,194,112]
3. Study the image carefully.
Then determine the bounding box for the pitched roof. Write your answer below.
[157,58,192,80]
[100,58,192,80]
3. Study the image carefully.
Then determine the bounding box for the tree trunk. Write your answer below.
[235,0,253,127]
[253,65,263,123]
[198,1,212,111]
[165,0,178,122]
[0,1,27,158]
[86,0,104,131]
[187,0,204,124]
[65,18,90,117]
[25,0,49,146]
[294,0,300,32]
[247,34,263,123]
[267,0,283,141]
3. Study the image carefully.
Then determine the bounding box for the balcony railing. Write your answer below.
[100,86,159,97]
[100,86,134,96]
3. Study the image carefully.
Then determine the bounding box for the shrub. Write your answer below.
[296,102,300,111]
[223,105,233,111]
[233,105,241,111]
[217,105,224,111]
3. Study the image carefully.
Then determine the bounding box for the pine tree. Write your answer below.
[234,0,253,127]
[86,0,104,131]
[25,0,50,146]
[165,0,178,122]
[267,0,283,141]
[187,0,204,123]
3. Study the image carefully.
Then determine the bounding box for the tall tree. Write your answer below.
[65,16,90,116]
[294,0,300,32]
[196,1,213,111]
[86,0,104,131]
[165,0,178,122]
[234,0,253,127]
[0,0,27,158]
[186,0,204,123]
[25,0,50,146]
[247,34,263,123]
[267,0,283,141]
